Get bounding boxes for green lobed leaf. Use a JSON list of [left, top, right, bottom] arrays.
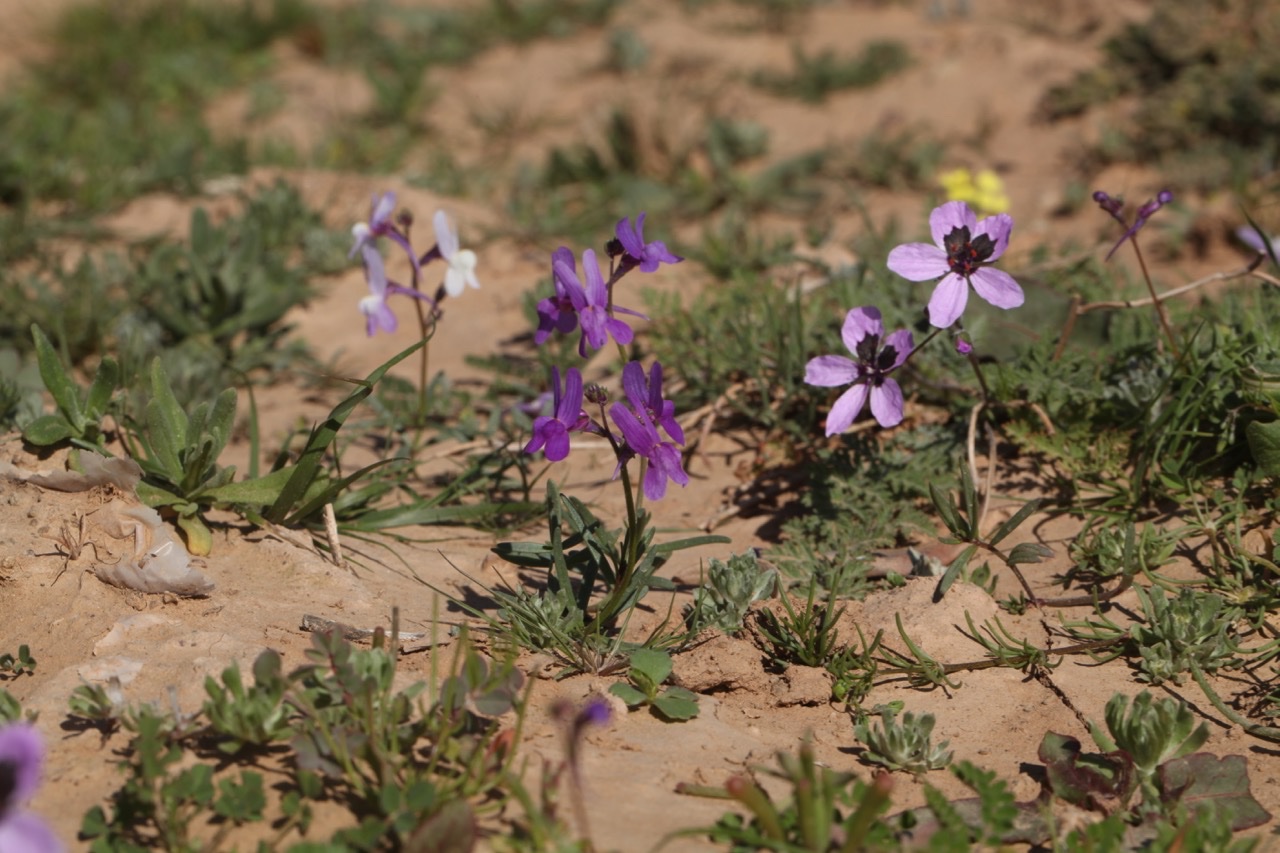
[[30, 324, 84, 432], [83, 357, 119, 421], [627, 648, 674, 685], [145, 358, 189, 481]]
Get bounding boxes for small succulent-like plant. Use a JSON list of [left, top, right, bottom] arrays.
[[853, 705, 953, 774], [684, 551, 778, 635], [1130, 586, 1241, 685], [1092, 691, 1209, 803]]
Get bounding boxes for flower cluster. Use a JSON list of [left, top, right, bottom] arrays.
[[807, 200, 1025, 436], [524, 360, 689, 501], [535, 214, 681, 356], [525, 212, 687, 500], [349, 191, 480, 337], [938, 167, 1009, 217]]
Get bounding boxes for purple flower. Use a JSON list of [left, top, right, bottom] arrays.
[[349, 191, 419, 277], [0, 724, 61, 853], [433, 210, 480, 298], [524, 367, 588, 462], [1236, 224, 1280, 260], [620, 361, 684, 445], [1094, 189, 1173, 260], [887, 200, 1023, 329], [609, 401, 689, 501], [552, 249, 646, 356], [805, 306, 912, 434], [615, 213, 683, 273], [355, 242, 433, 337], [535, 247, 582, 344]]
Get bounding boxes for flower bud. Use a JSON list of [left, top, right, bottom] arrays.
[[585, 384, 609, 405]]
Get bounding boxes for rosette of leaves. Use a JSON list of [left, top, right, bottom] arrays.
[[609, 648, 699, 722], [684, 551, 778, 635], [129, 358, 238, 556], [853, 705, 953, 775]]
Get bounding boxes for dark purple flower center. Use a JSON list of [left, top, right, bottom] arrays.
[[944, 226, 996, 278], [0, 759, 15, 813], [854, 335, 901, 385]]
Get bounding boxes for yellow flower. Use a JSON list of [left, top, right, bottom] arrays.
[[938, 167, 1008, 217]]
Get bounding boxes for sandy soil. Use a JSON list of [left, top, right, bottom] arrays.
[[1, 0, 1277, 850]]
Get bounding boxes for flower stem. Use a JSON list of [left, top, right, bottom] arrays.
[[1128, 237, 1180, 358]]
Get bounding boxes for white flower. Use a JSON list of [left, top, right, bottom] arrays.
[[434, 209, 480, 298]]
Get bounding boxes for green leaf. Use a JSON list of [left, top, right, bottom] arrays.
[[22, 414, 75, 446], [83, 357, 119, 420], [200, 465, 299, 506], [933, 544, 976, 602], [608, 682, 647, 708], [30, 324, 84, 432], [652, 534, 732, 553], [653, 689, 700, 721], [1246, 419, 1280, 477], [628, 648, 674, 685], [1006, 543, 1054, 566], [146, 358, 188, 481], [986, 499, 1042, 547], [265, 339, 424, 523]]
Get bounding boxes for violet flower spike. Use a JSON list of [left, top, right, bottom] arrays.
[[433, 210, 480, 298], [356, 243, 433, 337], [349, 191, 419, 277], [609, 401, 689, 501], [1096, 189, 1173, 261], [615, 213, 683, 273], [553, 249, 645, 356], [524, 367, 587, 462], [535, 246, 582, 344], [620, 360, 684, 444], [804, 306, 912, 434], [0, 723, 62, 853], [887, 200, 1022, 329]]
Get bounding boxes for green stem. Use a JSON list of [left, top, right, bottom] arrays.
[[1189, 662, 1280, 743]]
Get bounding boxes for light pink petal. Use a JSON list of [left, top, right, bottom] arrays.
[[840, 307, 883, 354], [869, 380, 905, 428], [927, 274, 969, 328], [882, 329, 914, 369], [976, 212, 1013, 260], [0, 813, 62, 853], [360, 244, 387, 297], [371, 191, 396, 227], [0, 724, 43, 802], [970, 267, 1024, 310], [433, 209, 459, 260], [887, 243, 949, 281], [825, 384, 869, 437], [805, 355, 859, 387], [929, 200, 977, 247]]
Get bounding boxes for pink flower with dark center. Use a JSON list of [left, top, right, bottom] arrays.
[[805, 306, 912, 434], [887, 200, 1023, 329]]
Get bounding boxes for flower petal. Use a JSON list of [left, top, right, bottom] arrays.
[[926, 274, 969, 328], [825, 383, 869, 437], [581, 249, 607, 306], [804, 355, 859, 387], [840, 306, 884, 355], [443, 268, 465, 298], [371, 192, 396, 228], [360, 244, 388, 297], [976, 212, 1013, 260], [610, 403, 655, 455], [882, 329, 914, 369], [886, 243, 949, 281], [557, 368, 584, 422], [929, 200, 977, 247], [621, 361, 647, 410], [969, 267, 1024, 310], [433, 210, 459, 260], [615, 215, 644, 259], [0, 723, 43, 803], [0, 812, 62, 853], [869, 380, 905, 428]]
